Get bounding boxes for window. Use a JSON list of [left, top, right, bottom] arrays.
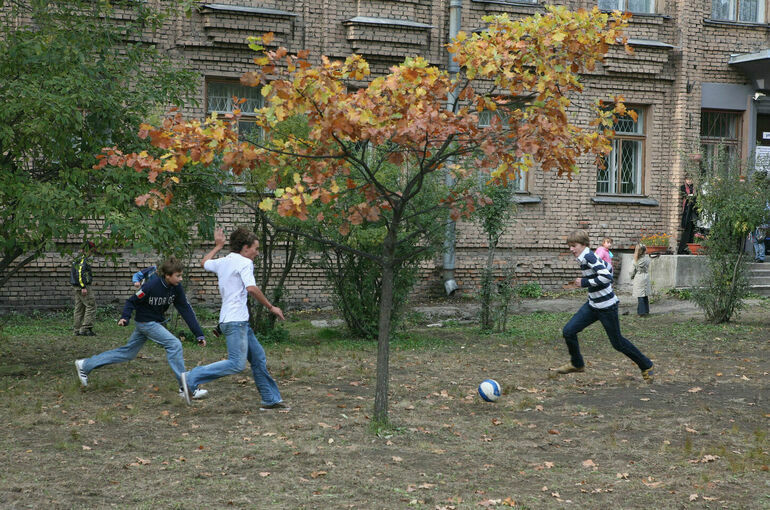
[[206, 79, 263, 139], [598, 0, 655, 14], [597, 108, 645, 195], [711, 0, 765, 22], [700, 110, 741, 170], [478, 110, 527, 192]]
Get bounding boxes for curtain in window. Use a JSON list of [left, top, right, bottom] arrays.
[[739, 0, 760, 21], [598, 0, 622, 10], [627, 0, 653, 13], [712, 0, 736, 20]]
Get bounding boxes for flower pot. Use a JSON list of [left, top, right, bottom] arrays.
[[687, 243, 704, 255], [644, 245, 668, 255]]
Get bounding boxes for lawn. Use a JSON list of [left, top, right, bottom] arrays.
[[0, 303, 768, 509]]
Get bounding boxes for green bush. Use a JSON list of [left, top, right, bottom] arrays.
[[515, 282, 543, 298]]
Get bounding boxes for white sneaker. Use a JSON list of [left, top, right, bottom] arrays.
[[180, 372, 192, 405], [74, 359, 88, 387], [178, 388, 208, 400]]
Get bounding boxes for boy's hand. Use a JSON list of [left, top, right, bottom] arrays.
[[117, 319, 127, 326], [133, 282, 141, 288], [196, 336, 207, 347], [214, 228, 226, 248], [574, 277, 583, 287], [81, 288, 88, 295], [270, 305, 285, 321]]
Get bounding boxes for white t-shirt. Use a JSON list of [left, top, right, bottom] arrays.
[[204, 252, 257, 323]]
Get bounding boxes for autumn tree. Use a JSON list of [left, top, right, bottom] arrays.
[[97, 6, 632, 423], [0, 0, 206, 287]]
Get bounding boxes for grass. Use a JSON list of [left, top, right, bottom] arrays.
[[0, 303, 768, 508]]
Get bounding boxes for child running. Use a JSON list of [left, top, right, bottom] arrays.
[[75, 257, 209, 399], [180, 227, 288, 410], [553, 229, 654, 383]]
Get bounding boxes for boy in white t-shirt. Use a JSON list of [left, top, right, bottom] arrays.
[[180, 227, 288, 409]]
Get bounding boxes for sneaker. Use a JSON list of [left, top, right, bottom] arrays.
[[74, 331, 82, 336], [180, 372, 192, 405], [178, 388, 209, 400], [212, 325, 222, 338], [80, 329, 95, 337], [553, 362, 585, 374], [259, 402, 290, 411], [74, 359, 88, 387], [641, 365, 655, 384]]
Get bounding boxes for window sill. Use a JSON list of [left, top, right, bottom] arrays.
[[703, 18, 768, 28], [591, 196, 659, 206], [471, 0, 540, 6], [598, 10, 670, 20], [513, 194, 542, 204]]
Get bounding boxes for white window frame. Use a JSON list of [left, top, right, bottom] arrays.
[[597, 107, 645, 196], [711, 0, 765, 22], [478, 110, 527, 192], [598, 0, 656, 14]]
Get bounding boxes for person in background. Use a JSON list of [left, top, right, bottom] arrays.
[[71, 241, 96, 336], [630, 243, 652, 316], [594, 237, 614, 273], [678, 175, 697, 254], [132, 265, 157, 287]]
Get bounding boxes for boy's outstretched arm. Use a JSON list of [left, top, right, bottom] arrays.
[[201, 228, 226, 268]]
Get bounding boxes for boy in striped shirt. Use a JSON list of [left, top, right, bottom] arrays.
[[553, 230, 654, 383]]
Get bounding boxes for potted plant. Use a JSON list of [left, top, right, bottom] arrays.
[[687, 232, 706, 255], [640, 232, 670, 254]]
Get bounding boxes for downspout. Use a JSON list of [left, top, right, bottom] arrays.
[[442, 0, 462, 296]]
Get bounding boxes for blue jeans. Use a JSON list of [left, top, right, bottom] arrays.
[[82, 321, 185, 385], [562, 302, 652, 371], [186, 321, 282, 406]]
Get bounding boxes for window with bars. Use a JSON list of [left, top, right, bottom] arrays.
[[596, 108, 645, 195], [711, 0, 764, 22], [598, 0, 655, 13], [206, 79, 263, 139], [478, 110, 527, 192], [700, 110, 741, 170]]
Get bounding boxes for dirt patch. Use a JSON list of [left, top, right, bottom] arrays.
[[0, 304, 767, 508]]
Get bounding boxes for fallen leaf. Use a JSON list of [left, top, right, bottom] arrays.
[[688, 387, 702, 393], [310, 471, 327, 478], [582, 459, 597, 469], [640, 398, 650, 401], [392, 456, 403, 462], [616, 472, 629, 479], [685, 427, 698, 434], [548, 429, 560, 435], [259, 472, 270, 477], [81, 445, 91, 451], [492, 418, 502, 426], [689, 493, 698, 501]]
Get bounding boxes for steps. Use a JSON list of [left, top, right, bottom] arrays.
[[747, 263, 770, 296]]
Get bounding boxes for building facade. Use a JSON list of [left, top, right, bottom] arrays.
[[3, 0, 769, 311]]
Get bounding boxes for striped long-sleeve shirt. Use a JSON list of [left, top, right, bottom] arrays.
[[576, 247, 618, 309]]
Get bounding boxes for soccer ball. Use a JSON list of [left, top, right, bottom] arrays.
[[478, 379, 501, 402]]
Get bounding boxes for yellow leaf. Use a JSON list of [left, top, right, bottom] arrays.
[[258, 198, 274, 211]]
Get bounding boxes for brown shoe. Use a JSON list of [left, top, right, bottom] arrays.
[[641, 365, 654, 384], [554, 362, 584, 374]]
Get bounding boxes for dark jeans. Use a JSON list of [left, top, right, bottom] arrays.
[[637, 297, 649, 316], [562, 302, 652, 371]]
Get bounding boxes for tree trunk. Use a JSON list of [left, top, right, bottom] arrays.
[[373, 229, 397, 424]]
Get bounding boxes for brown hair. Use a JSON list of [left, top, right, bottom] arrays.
[[634, 243, 647, 261], [603, 237, 613, 244], [159, 257, 184, 276], [229, 226, 258, 254], [567, 229, 590, 247]]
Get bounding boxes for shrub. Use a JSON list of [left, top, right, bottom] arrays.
[[516, 282, 543, 298]]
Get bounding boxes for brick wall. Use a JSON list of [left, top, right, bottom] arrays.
[[3, 0, 763, 311]]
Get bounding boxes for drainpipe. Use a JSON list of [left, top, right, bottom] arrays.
[[442, 0, 462, 296]]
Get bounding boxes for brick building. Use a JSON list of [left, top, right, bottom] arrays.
[[3, 0, 769, 311]]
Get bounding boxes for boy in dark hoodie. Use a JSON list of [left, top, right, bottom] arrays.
[[75, 257, 209, 399]]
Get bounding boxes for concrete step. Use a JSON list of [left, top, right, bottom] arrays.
[[749, 285, 770, 296], [748, 276, 770, 285]]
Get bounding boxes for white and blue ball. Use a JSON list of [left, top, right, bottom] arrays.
[[478, 379, 501, 402]]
